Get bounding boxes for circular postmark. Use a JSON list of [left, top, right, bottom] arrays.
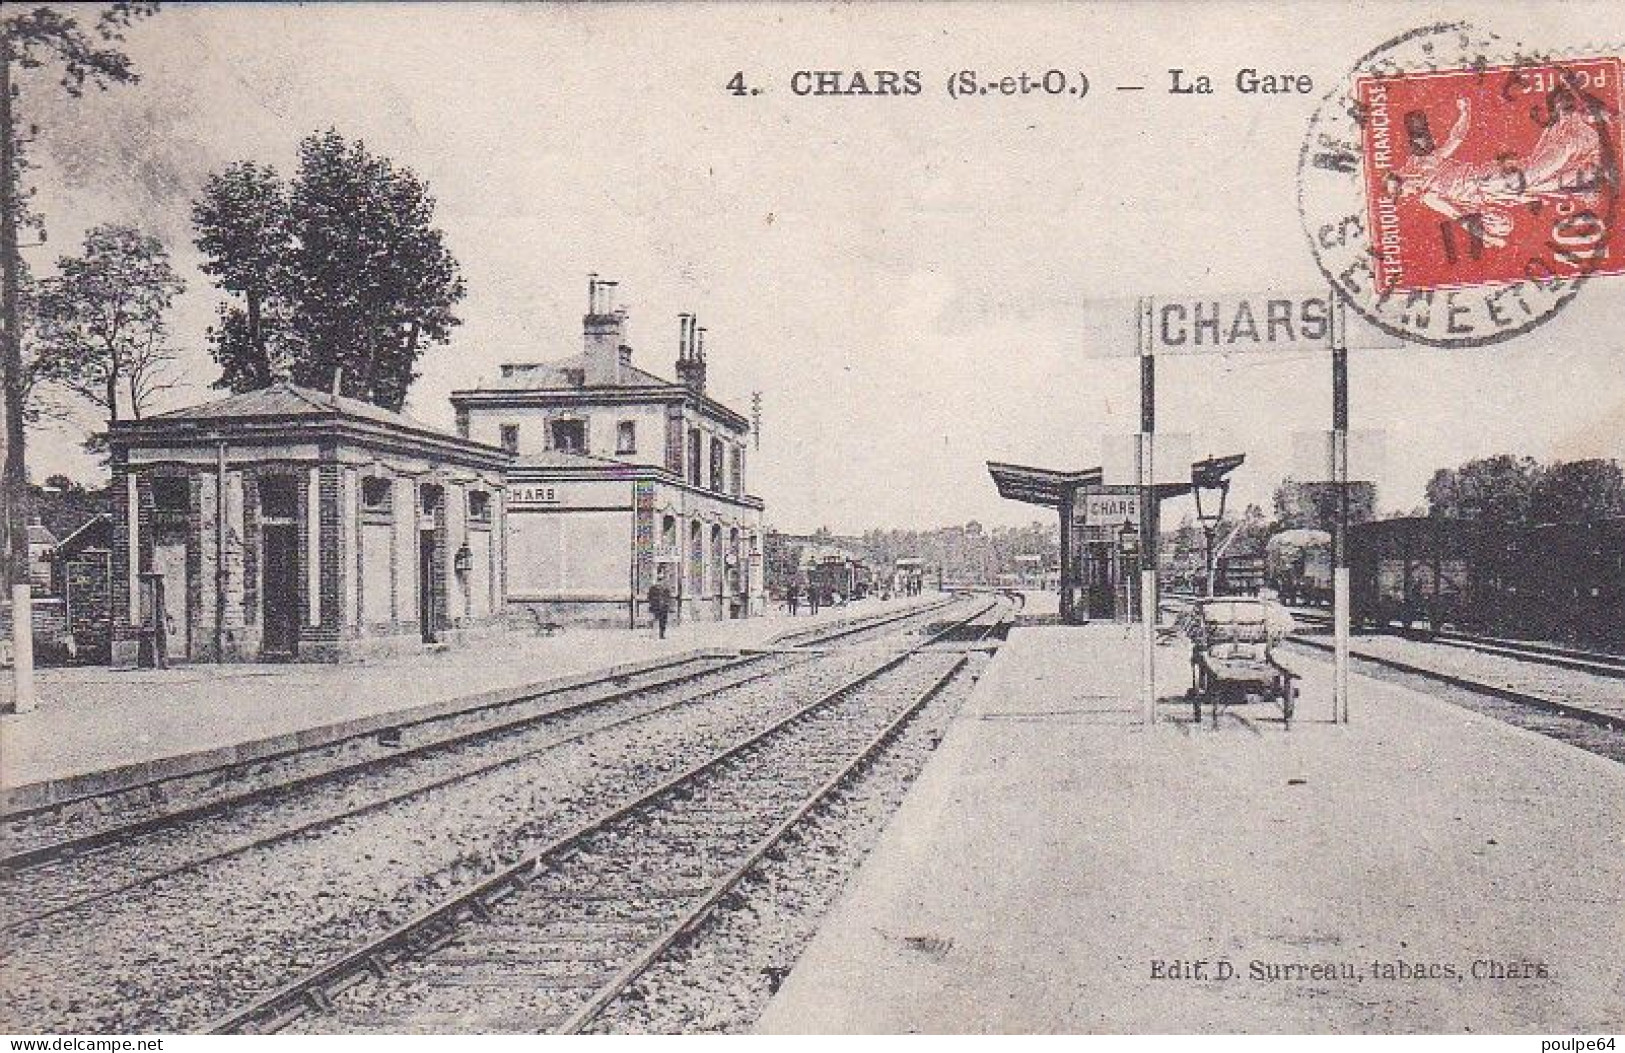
[[1297, 23, 1623, 347]]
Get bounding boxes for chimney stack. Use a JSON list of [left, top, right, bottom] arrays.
[[676, 313, 707, 393], [584, 273, 627, 373]]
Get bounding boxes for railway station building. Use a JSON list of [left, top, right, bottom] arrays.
[[105, 385, 512, 665], [450, 277, 766, 627]]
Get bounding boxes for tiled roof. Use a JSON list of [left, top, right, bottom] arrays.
[[146, 381, 447, 435], [474, 354, 677, 392]]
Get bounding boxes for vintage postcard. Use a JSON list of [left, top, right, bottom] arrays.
[[0, 1, 1620, 1041]]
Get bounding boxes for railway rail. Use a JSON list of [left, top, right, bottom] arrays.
[[1282, 634, 1624, 734], [0, 599, 976, 934], [1, 597, 956, 864], [206, 598, 1005, 1034], [1288, 608, 1625, 680]]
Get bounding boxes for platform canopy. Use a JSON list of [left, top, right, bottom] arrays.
[[986, 453, 1244, 509]]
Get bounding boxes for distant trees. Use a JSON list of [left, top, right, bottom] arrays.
[[1425, 455, 1622, 525], [2, 1, 159, 588], [1272, 477, 1376, 532], [192, 129, 466, 410], [860, 520, 1058, 582], [1531, 459, 1625, 523], [32, 224, 183, 423]]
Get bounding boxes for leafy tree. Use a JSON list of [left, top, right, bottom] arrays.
[[1425, 455, 1542, 524], [33, 223, 184, 423], [1530, 459, 1625, 523], [1272, 477, 1376, 531], [193, 129, 466, 410], [2, 1, 158, 588], [191, 160, 291, 391]]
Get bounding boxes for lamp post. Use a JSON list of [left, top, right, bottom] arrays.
[[1117, 518, 1139, 622], [1192, 478, 1229, 598]]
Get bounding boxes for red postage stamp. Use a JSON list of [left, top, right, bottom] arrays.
[[1357, 57, 1625, 295]]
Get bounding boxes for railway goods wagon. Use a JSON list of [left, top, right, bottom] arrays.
[[1507, 516, 1624, 650], [1350, 515, 1624, 649], [1350, 517, 1497, 632]]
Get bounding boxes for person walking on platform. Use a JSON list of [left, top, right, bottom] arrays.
[[786, 582, 800, 616], [807, 580, 820, 615], [648, 581, 672, 639]]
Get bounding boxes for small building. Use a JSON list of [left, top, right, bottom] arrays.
[[987, 455, 1244, 622], [451, 277, 765, 625], [51, 514, 114, 663], [106, 383, 511, 664], [892, 556, 928, 595], [26, 520, 58, 592]]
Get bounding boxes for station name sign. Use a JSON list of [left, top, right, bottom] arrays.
[[1083, 293, 1403, 356], [1076, 491, 1140, 528], [1148, 294, 1329, 354], [509, 484, 562, 508]]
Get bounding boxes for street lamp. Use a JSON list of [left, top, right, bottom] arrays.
[[1117, 519, 1139, 623], [1118, 518, 1139, 554], [1192, 478, 1229, 597]]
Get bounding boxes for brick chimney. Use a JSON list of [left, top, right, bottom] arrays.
[[675, 313, 707, 393], [584, 274, 627, 378]]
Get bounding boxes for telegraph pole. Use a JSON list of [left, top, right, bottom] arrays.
[[1, 26, 36, 713], [1, 25, 25, 591]]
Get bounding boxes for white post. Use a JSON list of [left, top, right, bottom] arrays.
[[10, 583, 35, 712], [1138, 297, 1157, 726]]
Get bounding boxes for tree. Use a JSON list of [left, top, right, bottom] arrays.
[[2, 1, 158, 589], [33, 224, 184, 423], [1272, 477, 1376, 531], [1425, 455, 1542, 524], [191, 160, 292, 391], [1530, 459, 1625, 523], [193, 129, 466, 410]]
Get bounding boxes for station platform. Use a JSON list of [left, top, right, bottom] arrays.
[[0, 594, 946, 810], [758, 623, 1625, 1034]]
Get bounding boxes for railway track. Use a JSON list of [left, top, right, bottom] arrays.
[[1282, 634, 1623, 733], [0, 600, 974, 934], [1288, 608, 1625, 680], [1, 598, 956, 867], [206, 599, 1003, 1034]]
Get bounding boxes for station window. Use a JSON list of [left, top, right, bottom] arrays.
[[467, 489, 492, 524], [362, 476, 393, 513], [688, 429, 703, 486], [150, 476, 189, 512], [617, 420, 637, 454], [710, 437, 725, 492], [499, 423, 520, 454], [551, 419, 586, 454]]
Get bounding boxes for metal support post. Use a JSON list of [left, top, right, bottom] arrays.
[[1058, 489, 1074, 623], [1331, 292, 1351, 724]]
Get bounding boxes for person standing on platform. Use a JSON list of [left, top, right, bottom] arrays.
[[807, 579, 820, 615], [787, 582, 800, 616], [648, 581, 672, 639]]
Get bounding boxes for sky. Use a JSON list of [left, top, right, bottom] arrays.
[[19, 1, 1624, 533]]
